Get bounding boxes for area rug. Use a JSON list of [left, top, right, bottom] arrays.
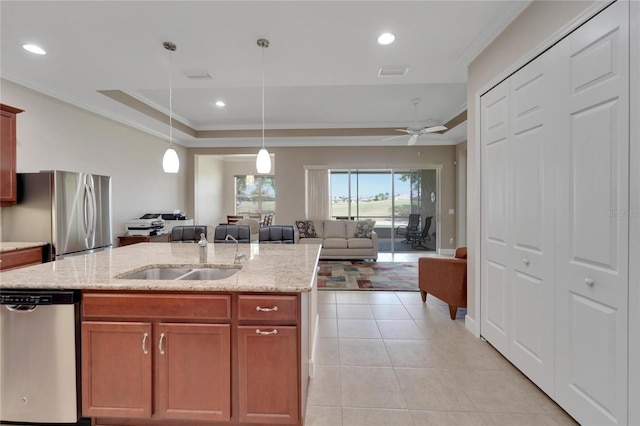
[[317, 261, 418, 291]]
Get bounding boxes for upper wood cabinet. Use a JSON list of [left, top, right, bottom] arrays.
[[0, 104, 24, 206]]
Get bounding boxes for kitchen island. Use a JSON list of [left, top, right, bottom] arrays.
[[0, 242, 321, 426]]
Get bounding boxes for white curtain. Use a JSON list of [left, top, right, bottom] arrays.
[[305, 167, 330, 220]]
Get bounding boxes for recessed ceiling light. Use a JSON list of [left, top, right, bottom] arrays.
[[23, 44, 46, 55], [377, 33, 395, 45], [215, 101, 225, 107]]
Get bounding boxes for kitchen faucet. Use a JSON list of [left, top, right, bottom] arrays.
[[198, 233, 208, 263], [225, 234, 247, 264]]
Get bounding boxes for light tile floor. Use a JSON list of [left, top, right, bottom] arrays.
[[305, 262, 579, 425]]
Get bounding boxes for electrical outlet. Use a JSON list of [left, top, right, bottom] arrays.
[[449, 237, 454, 244]]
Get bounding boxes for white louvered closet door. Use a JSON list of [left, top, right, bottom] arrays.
[[554, 2, 629, 425], [480, 79, 510, 357]]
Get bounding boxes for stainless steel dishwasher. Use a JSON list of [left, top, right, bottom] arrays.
[[0, 289, 88, 425]]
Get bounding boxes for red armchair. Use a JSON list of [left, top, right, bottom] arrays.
[[418, 247, 467, 320]]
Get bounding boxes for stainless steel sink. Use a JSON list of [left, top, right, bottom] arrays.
[[178, 268, 240, 280], [120, 267, 194, 280], [118, 265, 241, 281]]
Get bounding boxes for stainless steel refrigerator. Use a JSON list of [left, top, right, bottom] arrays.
[[2, 170, 112, 260]]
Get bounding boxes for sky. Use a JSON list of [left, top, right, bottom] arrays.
[[331, 172, 413, 198]]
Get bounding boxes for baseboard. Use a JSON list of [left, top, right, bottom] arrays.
[[465, 314, 480, 338], [438, 248, 455, 255]]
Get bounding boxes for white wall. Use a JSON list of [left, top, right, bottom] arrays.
[[0, 79, 188, 242], [465, 0, 595, 329], [194, 154, 224, 229]]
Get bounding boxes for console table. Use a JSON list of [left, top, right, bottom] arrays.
[[118, 234, 171, 247]]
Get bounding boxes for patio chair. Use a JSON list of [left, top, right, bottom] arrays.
[[409, 216, 433, 247], [396, 214, 420, 243]]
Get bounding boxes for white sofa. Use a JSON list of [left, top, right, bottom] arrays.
[[295, 219, 378, 260]]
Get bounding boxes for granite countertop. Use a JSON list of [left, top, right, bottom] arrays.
[[0, 242, 47, 252], [0, 243, 321, 293]]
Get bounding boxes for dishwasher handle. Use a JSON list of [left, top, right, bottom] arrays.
[[5, 304, 38, 312]]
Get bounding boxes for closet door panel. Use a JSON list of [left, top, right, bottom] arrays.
[[480, 80, 510, 356], [508, 51, 557, 395], [555, 2, 629, 424]]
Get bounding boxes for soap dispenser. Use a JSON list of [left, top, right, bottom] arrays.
[[198, 233, 208, 263]]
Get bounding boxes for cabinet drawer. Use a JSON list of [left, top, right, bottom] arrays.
[[83, 293, 231, 320], [237, 295, 298, 322]]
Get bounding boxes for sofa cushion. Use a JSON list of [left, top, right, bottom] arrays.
[[297, 237, 324, 246], [323, 237, 348, 249], [347, 238, 373, 249], [346, 220, 358, 237], [323, 220, 346, 238], [295, 220, 317, 238], [355, 219, 376, 238]]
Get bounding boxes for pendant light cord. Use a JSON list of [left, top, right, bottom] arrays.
[[261, 46, 265, 149], [169, 50, 173, 147]]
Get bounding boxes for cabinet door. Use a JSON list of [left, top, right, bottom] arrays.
[[156, 323, 231, 421], [238, 326, 299, 424], [0, 108, 17, 205], [81, 321, 152, 418]]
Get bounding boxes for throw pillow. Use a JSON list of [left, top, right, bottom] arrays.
[[355, 219, 376, 238], [295, 220, 317, 238]]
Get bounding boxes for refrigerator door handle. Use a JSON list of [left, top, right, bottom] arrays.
[[83, 181, 97, 242]]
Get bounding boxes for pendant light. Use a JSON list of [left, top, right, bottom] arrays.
[[162, 41, 179, 173], [256, 38, 272, 174]]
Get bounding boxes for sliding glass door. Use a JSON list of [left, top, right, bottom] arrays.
[[330, 169, 437, 253]]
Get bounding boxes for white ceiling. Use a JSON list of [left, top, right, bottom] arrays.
[[0, 1, 531, 148]]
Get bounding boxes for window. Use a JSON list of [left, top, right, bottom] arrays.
[[235, 175, 275, 215], [330, 168, 436, 229]]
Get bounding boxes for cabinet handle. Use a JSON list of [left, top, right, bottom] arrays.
[[585, 278, 595, 287], [255, 329, 278, 335], [522, 258, 530, 266], [142, 333, 149, 355], [159, 332, 166, 355], [256, 306, 279, 312]]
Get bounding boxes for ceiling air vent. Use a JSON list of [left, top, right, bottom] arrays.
[[185, 71, 212, 80], [378, 66, 409, 77]]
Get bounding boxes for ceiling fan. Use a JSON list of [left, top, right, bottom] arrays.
[[385, 98, 447, 145]]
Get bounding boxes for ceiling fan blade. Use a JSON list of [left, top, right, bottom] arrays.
[[407, 134, 419, 145], [380, 134, 406, 142], [419, 125, 448, 134], [394, 128, 411, 134]]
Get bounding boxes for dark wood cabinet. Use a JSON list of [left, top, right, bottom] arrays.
[[81, 291, 303, 426], [0, 104, 23, 206], [82, 293, 233, 424], [81, 321, 153, 418], [156, 323, 231, 421], [238, 326, 299, 424], [118, 234, 171, 247], [237, 294, 301, 425]]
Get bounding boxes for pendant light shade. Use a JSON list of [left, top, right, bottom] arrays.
[[256, 148, 271, 174], [163, 148, 179, 173], [256, 38, 271, 174], [163, 41, 179, 173]]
